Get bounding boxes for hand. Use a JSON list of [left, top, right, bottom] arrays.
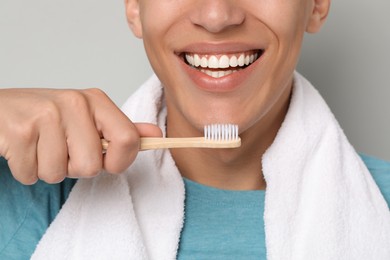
[[0, 88, 162, 185]]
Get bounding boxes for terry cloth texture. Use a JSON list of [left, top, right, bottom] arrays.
[[33, 72, 390, 259]]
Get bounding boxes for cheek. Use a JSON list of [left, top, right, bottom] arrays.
[[261, 8, 307, 83], [139, 0, 187, 37], [139, 5, 185, 78], [252, 1, 307, 40]]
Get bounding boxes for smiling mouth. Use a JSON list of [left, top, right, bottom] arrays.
[[182, 50, 264, 78]]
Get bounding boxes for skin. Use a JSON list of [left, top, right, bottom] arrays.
[[0, 0, 330, 188], [125, 0, 330, 190], [0, 88, 161, 184]]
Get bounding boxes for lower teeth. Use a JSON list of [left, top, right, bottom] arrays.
[[200, 69, 240, 78]]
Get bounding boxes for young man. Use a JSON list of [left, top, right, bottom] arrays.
[[1, 0, 389, 259]]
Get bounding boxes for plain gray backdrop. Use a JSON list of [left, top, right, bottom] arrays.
[[1, 0, 389, 160]]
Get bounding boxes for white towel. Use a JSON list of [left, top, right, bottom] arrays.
[[263, 74, 390, 259], [33, 72, 390, 259]]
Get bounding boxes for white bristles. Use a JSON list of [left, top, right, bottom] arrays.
[[204, 124, 239, 141]]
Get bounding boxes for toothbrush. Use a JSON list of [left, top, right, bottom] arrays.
[[101, 124, 241, 151]]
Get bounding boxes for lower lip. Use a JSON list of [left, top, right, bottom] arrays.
[[179, 55, 261, 93]]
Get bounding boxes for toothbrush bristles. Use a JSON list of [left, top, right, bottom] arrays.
[[204, 124, 239, 141]]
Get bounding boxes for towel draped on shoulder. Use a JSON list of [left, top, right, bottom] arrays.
[[33, 73, 390, 260]]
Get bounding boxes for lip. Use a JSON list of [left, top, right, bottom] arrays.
[[176, 43, 265, 92]]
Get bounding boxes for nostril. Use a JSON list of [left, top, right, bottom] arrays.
[[189, 1, 245, 33]]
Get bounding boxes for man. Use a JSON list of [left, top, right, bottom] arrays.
[[1, 0, 389, 259]]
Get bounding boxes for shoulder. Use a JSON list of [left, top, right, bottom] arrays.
[[360, 154, 390, 208], [0, 157, 76, 258]]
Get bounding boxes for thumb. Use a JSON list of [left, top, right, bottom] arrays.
[[134, 123, 163, 138]]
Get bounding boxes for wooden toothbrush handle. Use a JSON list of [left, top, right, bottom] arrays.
[[101, 137, 241, 151]]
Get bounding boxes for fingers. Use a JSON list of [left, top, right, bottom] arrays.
[[36, 118, 68, 183], [102, 127, 140, 174], [1, 88, 161, 184], [7, 147, 38, 185], [134, 123, 163, 138], [87, 89, 141, 174], [64, 105, 103, 178], [0, 89, 104, 184], [100, 122, 163, 174], [5, 123, 39, 185]]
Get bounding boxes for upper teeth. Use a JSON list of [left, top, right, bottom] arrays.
[[185, 52, 258, 69]]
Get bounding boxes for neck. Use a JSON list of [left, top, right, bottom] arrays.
[[168, 83, 292, 191]]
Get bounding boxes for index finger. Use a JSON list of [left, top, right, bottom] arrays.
[[84, 89, 148, 173]]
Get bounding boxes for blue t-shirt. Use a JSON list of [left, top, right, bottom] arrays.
[[177, 178, 266, 259], [1, 154, 390, 259], [0, 157, 76, 259]]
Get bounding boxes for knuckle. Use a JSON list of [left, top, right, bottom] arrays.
[[83, 88, 108, 99], [10, 101, 60, 144], [6, 101, 60, 143], [82, 168, 100, 178], [7, 159, 38, 185], [105, 149, 138, 175], [81, 169, 100, 178], [39, 172, 65, 184], [12, 122, 37, 143], [59, 90, 89, 110], [16, 174, 38, 185], [117, 131, 140, 149], [36, 101, 61, 124], [71, 160, 102, 178]]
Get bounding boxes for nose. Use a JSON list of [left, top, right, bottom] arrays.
[[189, 0, 245, 33]]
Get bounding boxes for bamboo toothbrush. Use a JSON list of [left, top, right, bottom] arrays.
[[101, 124, 241, 151]]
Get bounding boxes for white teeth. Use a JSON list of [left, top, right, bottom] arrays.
[[194, 54, 201, 67], [237, 54, 245, 66], [185, 54, 194, 66], [208, 56, 219, 68], [249, 54, 254, 64], [219, 55, 230, 68], [245, 55, 250, 65], [200, 57, 208, 68], [185, 51, 261, 78], [200, 69, 237, 78], [229, 56, 238, 67], [185, 52, 259, 69]]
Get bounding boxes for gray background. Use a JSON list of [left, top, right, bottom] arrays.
[[1, 0, 389, 160]]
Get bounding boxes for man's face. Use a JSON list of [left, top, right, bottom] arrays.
[[127, 0, 328, 135]]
